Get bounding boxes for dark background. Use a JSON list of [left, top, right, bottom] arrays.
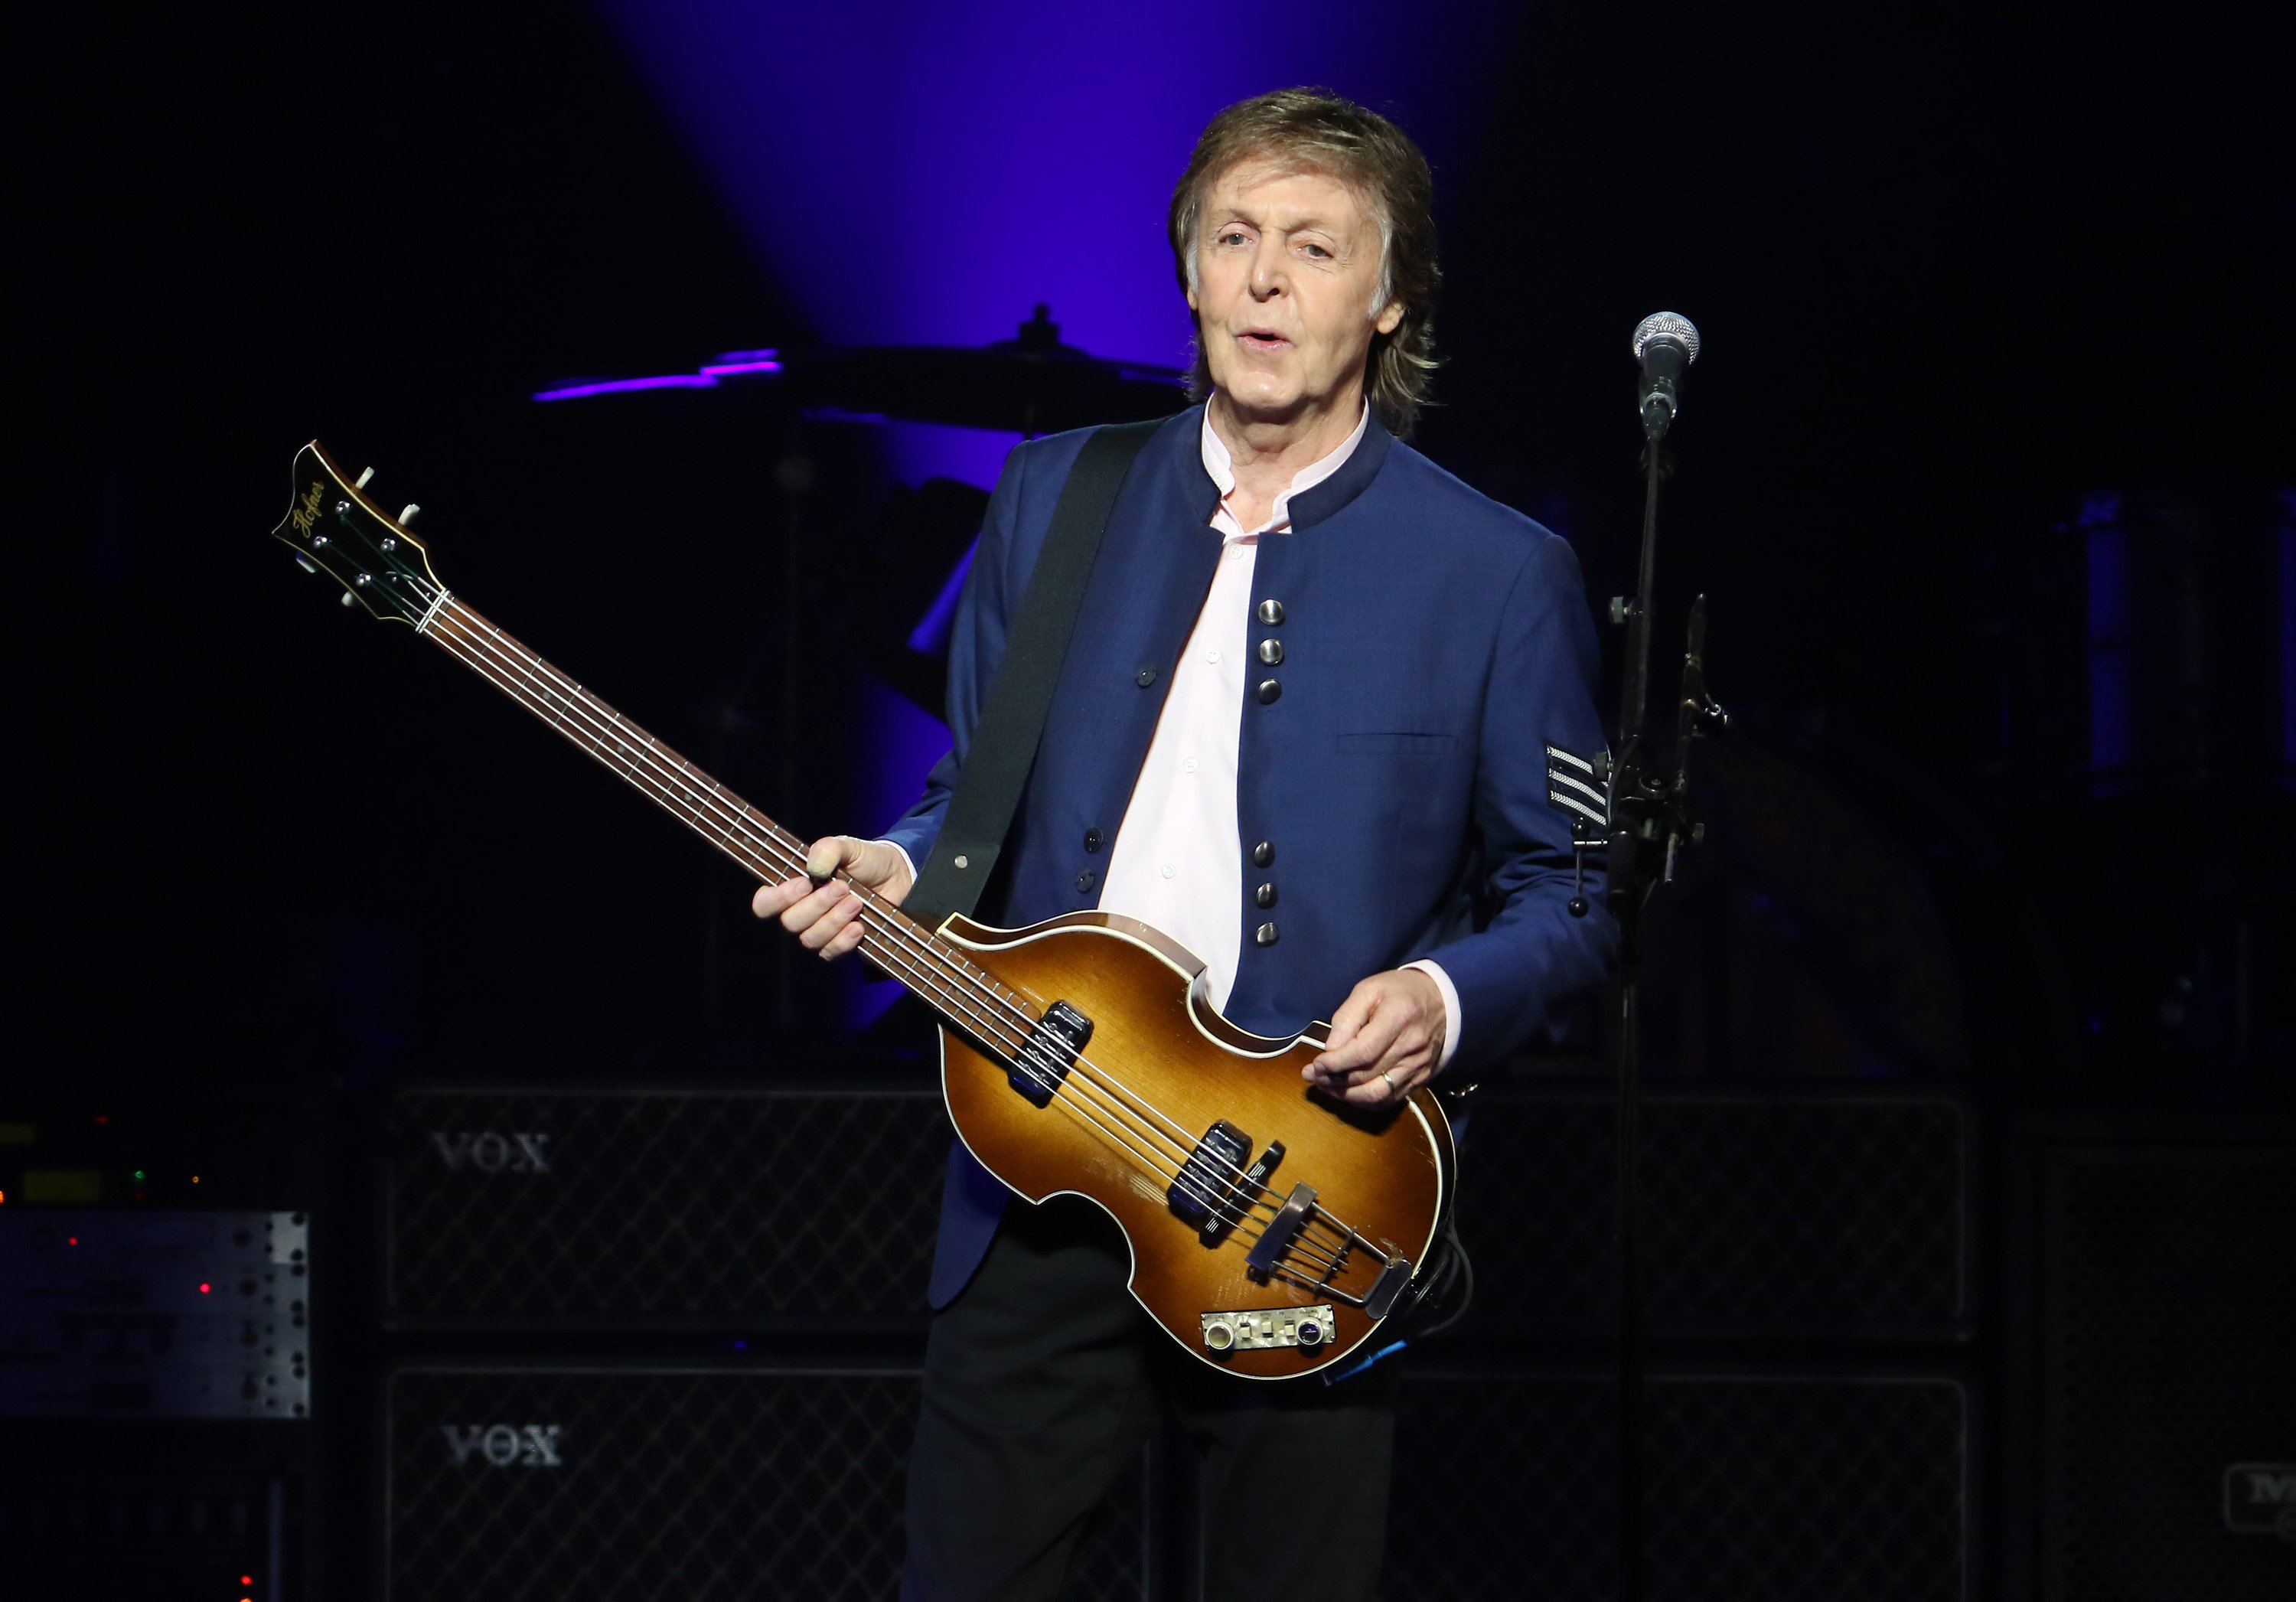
[[6, 2, 2291, 1595]]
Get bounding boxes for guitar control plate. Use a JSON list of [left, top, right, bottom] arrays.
[[1201, 1304, 1336, 1356]]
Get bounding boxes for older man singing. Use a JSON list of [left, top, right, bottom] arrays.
[[757, 86, 1616, 1601]]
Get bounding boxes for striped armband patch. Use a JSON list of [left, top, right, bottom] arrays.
[[1544, 745, 1609, 831]]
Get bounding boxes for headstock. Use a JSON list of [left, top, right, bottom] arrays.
[[270, 442, 447, 627]]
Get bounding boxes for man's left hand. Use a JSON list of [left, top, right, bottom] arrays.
[[1303, 968, 1446, 1106]]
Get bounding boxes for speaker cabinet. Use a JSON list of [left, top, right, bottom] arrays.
[[384, 1362, 1148, 1601], [2039, 1130, 2296, 1600], [1456, 1088, 1971, 1340], [386, 1088, 947, 1326], [1384, 1369, 1969, 1601]]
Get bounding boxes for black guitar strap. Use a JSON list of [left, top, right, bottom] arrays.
[[903, 417, 1165, 927]]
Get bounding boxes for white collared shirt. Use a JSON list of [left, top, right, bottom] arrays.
[[1096, 404, 1462, 1066]]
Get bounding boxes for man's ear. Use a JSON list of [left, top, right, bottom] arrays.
[[1374, 299, 1406, 337]]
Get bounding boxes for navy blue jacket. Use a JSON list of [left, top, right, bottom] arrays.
[[882, 406, 1617, 1305]]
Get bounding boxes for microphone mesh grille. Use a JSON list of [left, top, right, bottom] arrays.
[[1632, 312, 1701, 364]]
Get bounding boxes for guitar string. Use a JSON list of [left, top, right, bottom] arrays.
[[416, 604, 1362, 1273], [414, 596, 1375, 1270], [415, 599, 1372, 1271]]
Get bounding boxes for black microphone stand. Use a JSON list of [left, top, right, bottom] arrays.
[[1604, 363, 1727, 1602]]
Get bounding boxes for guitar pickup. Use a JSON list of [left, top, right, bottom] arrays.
[[1197, 1140, 1284, 1247], [1008, 1000, 1091, 1107], [1168, 1121, 1252, 1232]]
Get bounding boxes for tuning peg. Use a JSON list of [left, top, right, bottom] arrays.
[[340, 592, 357, 608], [295, 555, 318, 574], [399, 504, 421, 524], [354, 467, 375, 489]]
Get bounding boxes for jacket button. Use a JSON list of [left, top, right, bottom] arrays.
[[1258, 639, 1283, 666], [1254, 883, 1277, 909], [1136, 665, 1157, 687], [1254, 922, 1280, 947], [1251, 841, 1274, 868], [1257, 599, 1284, 626], [1075, 870, 1097, 893], [1083, 828, 1103, 853], [1256, 679, 1282, 704]]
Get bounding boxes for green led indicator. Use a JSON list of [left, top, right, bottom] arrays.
[[132, 1170, 145, 1182]]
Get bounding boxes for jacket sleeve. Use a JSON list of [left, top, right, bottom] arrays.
[[1428, 530, 1619, 1072], [876, 441, 1030, 872]]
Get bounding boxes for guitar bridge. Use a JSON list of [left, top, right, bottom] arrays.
[[1244, 1182, 1318, 1281], [1009, 1000, 1091, 1107]]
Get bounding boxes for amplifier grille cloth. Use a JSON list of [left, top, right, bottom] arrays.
[[386, 1366, 1143, 1601], [389, 1090, 947, 1323], [1457, 1093, 1968, 1336], [1385, 1373, 1968, 1601]]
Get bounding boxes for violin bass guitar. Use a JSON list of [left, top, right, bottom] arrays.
[[269, 442, 1453, 1379]]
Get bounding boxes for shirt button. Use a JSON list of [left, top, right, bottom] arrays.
[[1075, 870, 1097, 893], [1161, 863, 1176, 879], [1083, 828, 1103, 853], [1182, 758, 1199, 773], [1257, 679, 1282, 705], [1258, 639, 1283, 666], [1205, 648, 1221, 664], [1257, 599, 1284, 626], [1136, 665, 1157, 687], [1254, 922, 1280, 947], [1254, 883, 1277, 909], [1251, 841, 1275, 867]]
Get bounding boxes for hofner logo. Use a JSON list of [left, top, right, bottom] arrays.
[[2223, 1463, 2296, 1541], [289, 479, 325, 539], [443, 1424, 563, 1468], [428, 1131, 552, 1173]]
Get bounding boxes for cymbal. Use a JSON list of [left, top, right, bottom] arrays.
[[533, 305, 1191, 436]]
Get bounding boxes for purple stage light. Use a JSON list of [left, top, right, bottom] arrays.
[[592, 1, 1517, 367]]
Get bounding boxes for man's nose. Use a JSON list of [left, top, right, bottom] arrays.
[[1249, 238, 1287, 297]]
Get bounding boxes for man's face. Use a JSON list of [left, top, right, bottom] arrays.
[[1189, 160, 1404, 425]]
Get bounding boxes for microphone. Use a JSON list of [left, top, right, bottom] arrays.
[[1631, 312, 1701, 439]]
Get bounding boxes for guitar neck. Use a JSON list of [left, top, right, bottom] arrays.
[[416, 593, 996, 1019]]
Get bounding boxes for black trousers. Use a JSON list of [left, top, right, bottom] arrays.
[[900, 1194, 1399, 1601]]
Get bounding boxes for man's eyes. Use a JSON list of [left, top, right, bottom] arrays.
[[1300, 243, 1333, 259], [1216, 230, 1251, 246]]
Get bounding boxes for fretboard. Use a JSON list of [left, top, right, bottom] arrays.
[[416, 594, 1034, 1048]]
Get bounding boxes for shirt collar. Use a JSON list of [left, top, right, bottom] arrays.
[[1199, 399, 1371, 535]]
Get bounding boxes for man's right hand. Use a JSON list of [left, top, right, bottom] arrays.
[[751, 836, 915, 961]]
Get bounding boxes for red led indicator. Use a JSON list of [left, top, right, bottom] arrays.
[[199, 1282, 212, 1294], [67, 1235, 79, 1246], [241, 1578, 253, 1588]]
